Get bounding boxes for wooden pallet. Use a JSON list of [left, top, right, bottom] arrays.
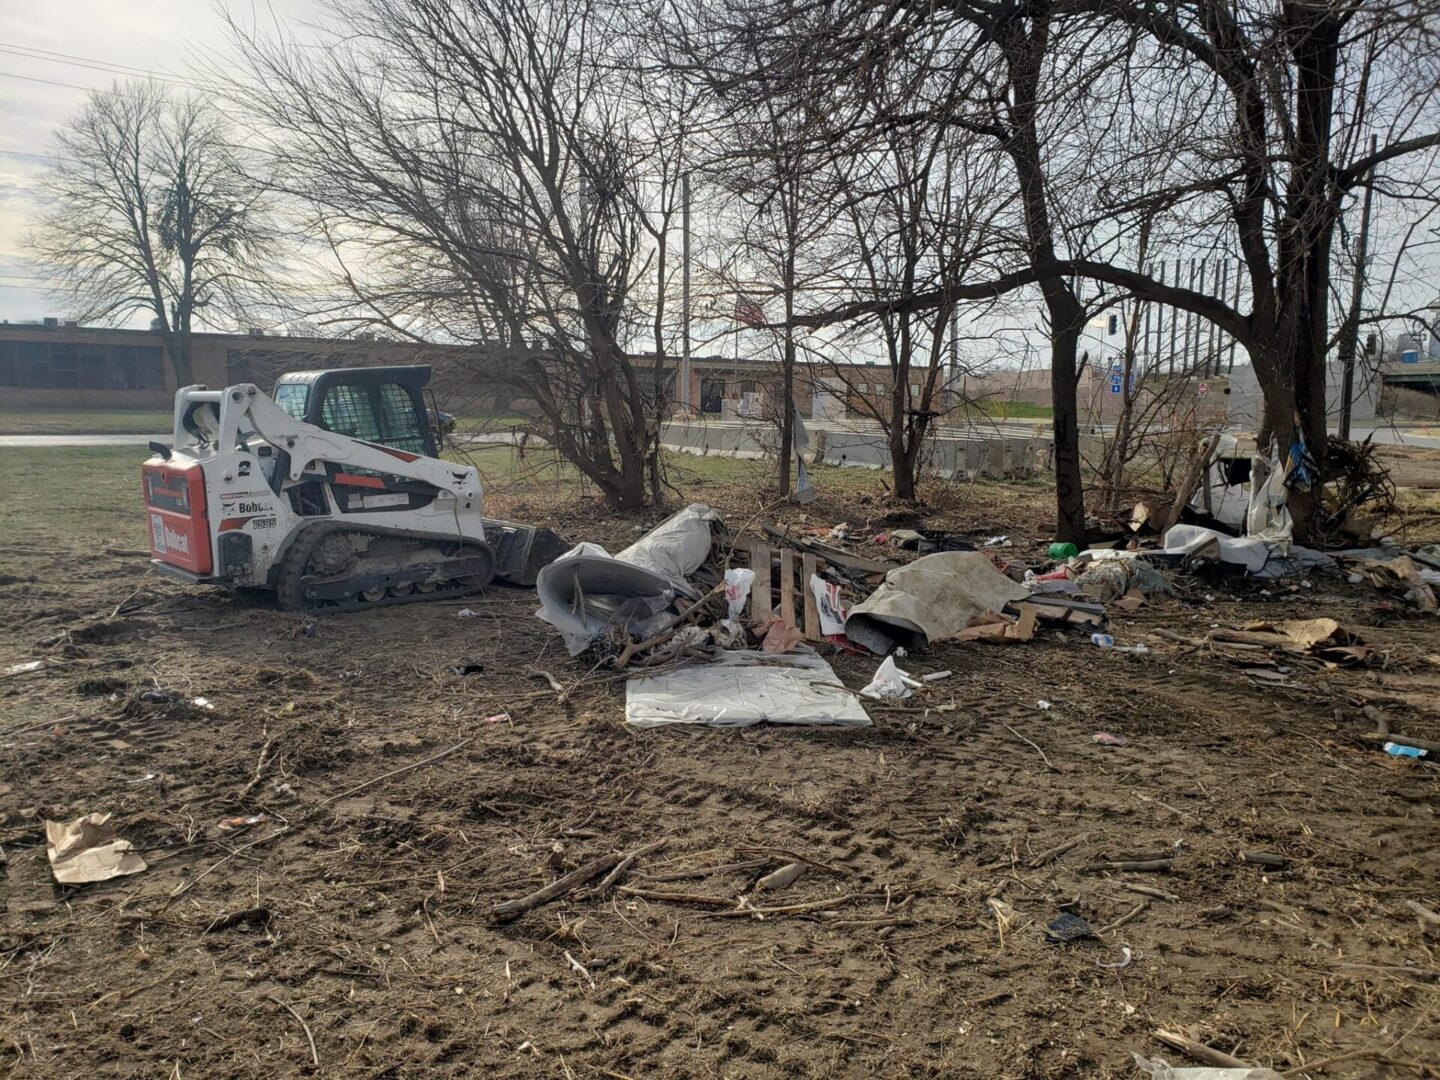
[[747, 541, 833, 641]]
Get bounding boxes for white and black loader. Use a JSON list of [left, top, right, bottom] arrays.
[[141, 365, 564, 610]]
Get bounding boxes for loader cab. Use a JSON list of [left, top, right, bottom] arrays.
[[274, 366, 441, 458]]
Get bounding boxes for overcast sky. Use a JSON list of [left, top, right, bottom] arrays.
[[0, 1, 325, 325]]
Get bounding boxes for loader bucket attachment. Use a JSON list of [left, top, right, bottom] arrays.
[[488, 522, 569, 587]]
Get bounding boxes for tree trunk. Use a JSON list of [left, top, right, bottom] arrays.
[[1050, 324, 1086, 545], [778, 333, 794, 497], [891, 425, 916, 501]]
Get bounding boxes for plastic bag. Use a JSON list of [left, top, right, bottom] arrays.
[[860, 655, 917, 700], [809, 574, 847, 636], [723, 568, 755, 621]]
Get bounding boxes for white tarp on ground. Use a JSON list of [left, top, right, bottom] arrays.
[[624, 649, 871, 729], [536, 504, 718, 656], [844, 550, 1030, 654]]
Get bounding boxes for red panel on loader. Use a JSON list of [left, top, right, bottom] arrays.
[[142, 460, 212, 575]]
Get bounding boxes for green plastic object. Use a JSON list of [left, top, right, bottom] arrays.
[[1048, 542, 1079, 560]]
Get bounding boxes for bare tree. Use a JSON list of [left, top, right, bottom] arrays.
[[223, 0, 671, 510], [34, 81, 275, 386]]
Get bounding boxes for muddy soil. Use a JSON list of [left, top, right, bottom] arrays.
[[2, 479, 1438, 1079]]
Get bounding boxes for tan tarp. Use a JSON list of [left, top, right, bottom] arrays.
[[844, 551, 1030, 654]]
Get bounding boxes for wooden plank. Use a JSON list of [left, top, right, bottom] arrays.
[[802, 553, 820, 640], [780, 549, 796, 628], [762, 526, 894, 576], [749, 542, 771, 621]]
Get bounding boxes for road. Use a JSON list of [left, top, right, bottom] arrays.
[[2, 421, 1438, 450]]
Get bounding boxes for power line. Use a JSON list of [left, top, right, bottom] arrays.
[[0, 41, 188, 82], [0, 70, 121, 95], [0, 44, 190, 87]]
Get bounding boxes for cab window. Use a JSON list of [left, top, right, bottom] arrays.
[[274, 383, 309, 420]]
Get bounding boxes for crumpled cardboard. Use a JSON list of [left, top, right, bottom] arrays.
[[45, 813, 148, 884]]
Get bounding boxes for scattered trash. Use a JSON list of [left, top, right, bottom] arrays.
[[191, 696, 215, 711], [3, 659, 44, 676], [808, 575, 848, 636], [759, 617, 805, 654], [139, 687, 182, 704], [983, 535, 1010, 547], [452, 663, 485, 676], [861, 655, 919, 700], [1048, 542, 1079, 559], [1044, 912, 1096, 943], [456, 608, 480, 619], [1098, 945, 1133, 969], [1342, 554, 1438, 612], [218, 814, 265, 832], [1383, 742, 1428, 759], [1132, 1054, 1282, 1080], [45, 813, 148, 884], [722, 568, 755, 620], [922, 670, 952, 681], [124, 772, 157, 784], [1092, 634, 1150, 654], [845, 551, 1029, 654], [1037, 700, 1053, 710], [624, 649, 871, 729], [1093, 732, 1128, 746], [483, 712, 512, 724], [302, 622, 319, 638], [953, 605, 1039, 643]]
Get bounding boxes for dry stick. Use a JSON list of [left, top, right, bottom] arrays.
[[159, 827, 291, 910], [615, 582, 726, 669], [1280, 1048, 1394, 1076], [592, 840, 668, 895], [1026, 835, 1085, 869], [1121, 882, 1180, 902], [1404, 899, 1440, 927], [1241, 851, 1290, 868], [638, 858, 771, 883], [528, 669, 568, 703], [493, 851, 626, 921], [1001, 723, 1056, 771], [1086, 859, 1174, 873], [110, 580, 149, 619], [318, 737, 474, 807], [1154, 1029, 1252, 1070], [617, 886, 733, 907], [268, 995, 319, 1068], [704, 895, 852, 919], [238, 733, 278, 800], [1099, 901, 1149, 934]]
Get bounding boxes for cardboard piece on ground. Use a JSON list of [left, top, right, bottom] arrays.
[[45, 813, 148, 884], [1229, 618, 1370, 666], [953, 605, 1039, 643], [1114, 589, 1146, 613]]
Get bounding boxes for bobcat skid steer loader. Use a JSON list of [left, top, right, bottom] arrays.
[[141, 365, 566, 611]]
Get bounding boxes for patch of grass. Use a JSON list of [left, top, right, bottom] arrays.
[[0, 445, 149, 547], [968, 400, 1053, 420], [0, 405, 172, 435]]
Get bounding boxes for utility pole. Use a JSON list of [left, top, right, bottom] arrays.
[[1339, 133, 1378, 440], [680, 172, 692, 412]]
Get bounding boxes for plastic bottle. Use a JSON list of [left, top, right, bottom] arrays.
[[1091, 633, 1115, 648], [1383, 742, 1428, 758], [1049, 542, 1079, 559]]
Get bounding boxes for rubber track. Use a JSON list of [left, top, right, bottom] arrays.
[[273, 522, 495, 612]]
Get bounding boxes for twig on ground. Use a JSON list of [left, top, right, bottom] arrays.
[[318, 737, 474, 806], [528, 669, 569, 702], [1099, 901, 1149, 934], [1153, 1029, 1252, 1069], [1001, 723, 1056, 770], [704, 896, 852, 919], [238, 732, 277, 800], [592, 840, 668, 895], [268, 995, 319, 1067]]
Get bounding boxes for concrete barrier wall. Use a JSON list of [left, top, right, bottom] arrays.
[[660, 421, 1052, 480]]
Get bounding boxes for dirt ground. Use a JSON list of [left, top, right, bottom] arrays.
[[2, 458, 1438, 1079]]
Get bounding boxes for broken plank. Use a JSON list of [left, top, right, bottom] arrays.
[[802, 553, 820, 640], [781, 549, 796, 629], [749, 541, 772, 621], [762, 526, 895, 575]]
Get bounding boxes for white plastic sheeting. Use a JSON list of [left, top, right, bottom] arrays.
[[536, 504, 718, 656], [624, 649, 871, 729]]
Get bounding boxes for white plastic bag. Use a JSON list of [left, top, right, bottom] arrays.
[[860, 655, 917, 700], [723, 567, 755, 621]]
